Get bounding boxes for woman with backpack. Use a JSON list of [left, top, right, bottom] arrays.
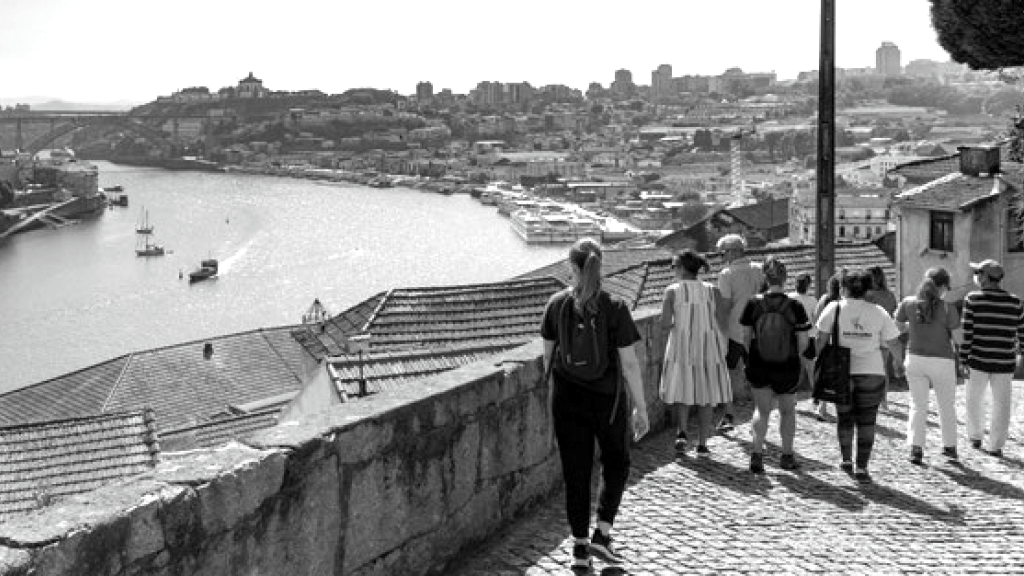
[[659, 249, 732, 456], [541, 238, 649, 571], [894, 267, 961, 464], [739, 257, 811, 473], [815, 268, 901, 482]]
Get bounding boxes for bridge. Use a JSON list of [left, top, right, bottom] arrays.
[[0, 111, 214, 155]]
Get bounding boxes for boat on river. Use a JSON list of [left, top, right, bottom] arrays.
[[509, 209, 602, 244], [136, 208, 154, 234], [188, 259, 218, 283]]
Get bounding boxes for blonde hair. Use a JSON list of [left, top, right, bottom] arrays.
[[569, 238, 602, 315]]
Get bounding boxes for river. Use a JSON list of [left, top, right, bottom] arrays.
[[0, 162, 567, 395]]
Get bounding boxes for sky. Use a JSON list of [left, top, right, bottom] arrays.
[[1, 0, 956, 104]]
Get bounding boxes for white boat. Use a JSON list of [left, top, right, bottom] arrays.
[[509, 209, 602, 244], [476, 181, 513, 206], [134, 209, 165, 256]]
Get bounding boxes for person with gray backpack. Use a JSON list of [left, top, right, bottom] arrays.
[[739, 256, 811, 473]]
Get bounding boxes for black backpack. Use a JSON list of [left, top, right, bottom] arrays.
[[556, 292, 610, 381], [754, 295, 796, 364]]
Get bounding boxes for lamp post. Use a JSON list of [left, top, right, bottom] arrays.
[[816, 0, 837, 295]]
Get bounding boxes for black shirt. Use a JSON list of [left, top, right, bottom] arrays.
[[740, 292, 811, 391], [540, 288, 641, 395]]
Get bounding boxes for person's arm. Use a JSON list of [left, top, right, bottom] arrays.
[[543, 338, 556, 447], [894, 299, 909, 333], [711, 286, 727, 334], [618, 344, 649, 441], [960, 297, 974, 367], [660, 286, 675, 336], [815, 302, 837, 354], [793, 299, 811, 354], [717, 270, 733, 333]]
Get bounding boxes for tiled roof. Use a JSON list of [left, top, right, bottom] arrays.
[[360, 277, 566, 350], [0, 356, 130, 426], [328, 342, 518, 396], [604, 241, 898, 310], [102, 328, 309, 431], [0, 326, 312, 430], [160, 410, 280, 452], [290, 292, 387, 359], [0, 411, 159, 519], [893, 162, 1024, 211], [514, 247, 673, 285], [724, 198, 790, 229]]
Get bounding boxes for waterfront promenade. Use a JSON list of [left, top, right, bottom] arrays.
[[449, 383, 1024, 575]]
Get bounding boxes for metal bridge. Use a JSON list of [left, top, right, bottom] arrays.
[[0, 111, 213, 154]]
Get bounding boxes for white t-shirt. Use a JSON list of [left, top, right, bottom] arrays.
[[788, 292, 819, 338], [718, 258, 764, 343], [816, 298, 900, 375]]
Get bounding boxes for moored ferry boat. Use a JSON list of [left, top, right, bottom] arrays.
[[509, 209, 602, 244]]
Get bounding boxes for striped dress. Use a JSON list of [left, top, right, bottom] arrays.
[[960, 288, 1024, 374], [660, 280, 733, 405]]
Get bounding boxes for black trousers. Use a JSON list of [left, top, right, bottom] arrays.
[[552, 380, 631, 538]]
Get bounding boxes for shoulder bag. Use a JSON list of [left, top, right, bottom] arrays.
[[812, 303, 852, 405]]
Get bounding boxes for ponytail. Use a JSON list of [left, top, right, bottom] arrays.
[[569, 238, 602, 315], [915, 267, 950, 324]]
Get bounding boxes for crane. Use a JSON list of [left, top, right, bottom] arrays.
[[728, 119, 758, 208]]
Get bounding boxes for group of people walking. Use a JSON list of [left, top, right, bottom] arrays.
[[540, 236, 1024, 571]]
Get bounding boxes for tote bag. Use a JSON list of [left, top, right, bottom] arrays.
[[812, 303, 852, 405]]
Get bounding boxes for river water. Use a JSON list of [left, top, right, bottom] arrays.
[[0, 162, 566, 395]]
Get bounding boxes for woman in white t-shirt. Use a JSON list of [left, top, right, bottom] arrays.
[[816, 268, 901, 482]]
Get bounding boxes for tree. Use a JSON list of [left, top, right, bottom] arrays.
[[930, 0, 1024, 69]]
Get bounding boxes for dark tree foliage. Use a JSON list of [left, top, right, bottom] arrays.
[[930, 0, 1024, 69]]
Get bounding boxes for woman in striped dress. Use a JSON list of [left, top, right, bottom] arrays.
[[660, 249, 732, 455]]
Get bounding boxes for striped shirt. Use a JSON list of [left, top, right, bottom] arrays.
[[960, 287, 1024, 374]]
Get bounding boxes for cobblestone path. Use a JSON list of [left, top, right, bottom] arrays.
[[449, 384, 1024, 575]]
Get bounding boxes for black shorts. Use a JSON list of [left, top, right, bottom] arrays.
[[726, 339, 748, 370]]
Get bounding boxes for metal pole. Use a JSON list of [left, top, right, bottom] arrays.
[[816, 0, 836, 297]]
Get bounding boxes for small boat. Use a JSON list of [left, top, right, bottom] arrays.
[[103, 186, 128, 207], [188, 259, 218, 283], [136, 208, 154, 234], [135, 237, 165, 257]]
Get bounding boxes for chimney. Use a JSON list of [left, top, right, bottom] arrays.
[[958, 145, 1000, 177], [203, 342, 214, 359]]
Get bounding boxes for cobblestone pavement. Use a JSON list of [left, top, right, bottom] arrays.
[[448, 383, 1024, 575]]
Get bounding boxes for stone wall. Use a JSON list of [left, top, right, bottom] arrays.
[[0, 309, 669, 576]]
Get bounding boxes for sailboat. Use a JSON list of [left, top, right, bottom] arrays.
[[136, 208, 154, 235], [134, 208, 165, 257]]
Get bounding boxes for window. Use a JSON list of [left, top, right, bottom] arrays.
[[1009, 208, 1024, 254], [839, 225, 845, 237], [929, 211, 954, 252], [853, 225, 860, 237], [876, 226, 883, 236]]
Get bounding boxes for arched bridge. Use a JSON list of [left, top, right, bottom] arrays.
[[0, 111, 212, 155]]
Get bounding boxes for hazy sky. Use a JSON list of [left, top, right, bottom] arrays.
[[2, 0, 954, 103]]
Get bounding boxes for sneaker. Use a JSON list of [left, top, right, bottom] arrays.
[[696, 445, 710, 456], [840, 460, 854, 474], [716, 414, 735, 432], [971, 439, 982, 450], [942, 447, 959, 461], [910, 446, 924, 465], [571, 543, 591, 571], [854, 468, 872, 483], [674, 431, 688, 454], [750, 452, 765, 474], [985, 448, 1004, 458], [590, 529, 623, 565], [779, 453, 800, 470]]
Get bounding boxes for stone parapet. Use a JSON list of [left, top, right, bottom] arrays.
[[0, 309, 667, 576]]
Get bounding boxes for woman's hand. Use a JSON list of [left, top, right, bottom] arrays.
[[632, 406, 650, 442]]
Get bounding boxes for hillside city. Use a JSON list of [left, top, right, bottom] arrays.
[[2, 41, 1018, 252]]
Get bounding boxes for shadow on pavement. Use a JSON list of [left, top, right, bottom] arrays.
[[936, 464, 1024, 500], [849, 481, 967, 525]]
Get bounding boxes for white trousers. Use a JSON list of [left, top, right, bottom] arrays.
[[905, 355, 957, 448], [965, 369, 1015, 451]]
